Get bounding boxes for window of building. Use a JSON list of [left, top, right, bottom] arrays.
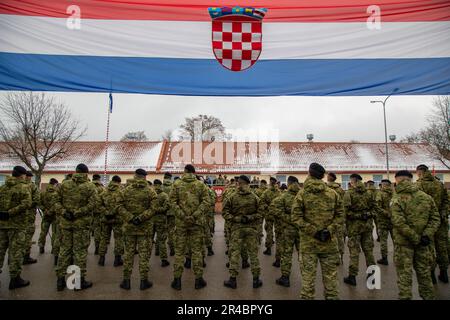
[[276, 175, 287, 184], [373, 174, 383, 188], [100, 174, 110, 185], [0, 174, 5, 186], [341, 174, 351, 190]]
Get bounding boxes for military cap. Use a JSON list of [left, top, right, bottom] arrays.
[[184, 164, 196, 173], [350, 173, 363, 181], [238, 175, 250, 184], [416, 164, 428, 171], [230, 178, 235, 183], [135, 168, 147, 176], [381, 179, 391, 184], [164, 172, 172, 179], [327, 172, 337, 181], [367, 180, 375, 184], [76, 163, 89, 173], [92, 174, 101, 181], [269, 177, 277, 183], [12, 165, 27, 177], [26, 171, 33, 177], [112, 175, 121, 183], [309, 162, 325, 179], [280, 183, 288, 190], [49, 178, 59, 185], [234, 176, 240, 180], [260, 179, 267, 184], [287, 176, 299, 184], [147, 181, 153, 186], [395, 170, 413, 178], [153, 179, 162, 185]]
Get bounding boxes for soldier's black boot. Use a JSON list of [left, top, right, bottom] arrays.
[[161, 259, 170, 267], [207, 246, 214, 256], [253, 276, 263, 288], [276, 275, 290, 287], [438, 269, 449, 283], [431, 270, 437, 284], [224, 277, 237, 289], [120, 279, 131, 290], [272, 259, 281, 268], [203, 258, 207, 268], [23, 254, 37, 265], [78, 277, 93, 290], [263, 247, 271, 256], [377, 257, 388, 266], [155, 246, 160, 256], [113, 255, 123, 267], [57, 277, 65, 291], [344, 275, 357, 286], [39, 246, 45, 254], [54, 255, 58, 266], [225, 250, 228, 255], [195, 277, 207, 289], [242, 259, 250, 269], [9, 276, 30, 290], [94, 245, 99, 255], [98, 255, 105, 266], [184, 258, 191, 269], [140, 279, 153, 290], [169, 247, 175, 256], [226, 262, 230, 268], [171, 277, 182, 290]]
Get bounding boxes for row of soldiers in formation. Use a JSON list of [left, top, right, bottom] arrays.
[[0, 162, 449, 299]]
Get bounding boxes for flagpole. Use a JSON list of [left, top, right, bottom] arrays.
[[104, 93, 112, 177]]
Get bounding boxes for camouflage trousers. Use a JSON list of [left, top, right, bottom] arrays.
[[264, 218, 274, 249], [23, 218, 36, 257], [347, 230, 375, 276], [38, 216, 59, 255], [337, 224, 346, 258], [149, 215, 168, 260], [167, 216, 175, 252], [224, 219, 231, 249], [394, 244, 435, 300], [0, 228, 25, 277], [204, 213, 215, 249], [123, 234, 150, 280], [56, 228, 91, 277], [300, 252, 340, 300], [433, 217, 449, 270], [279, 229, 300, 277], [228, 226, 260, 277], [274, 220, 283, 260], [98, 222, 124, 256], [174, 226, 204, 278], [378, 226, 393, 259], [91, 215, 102, 249]]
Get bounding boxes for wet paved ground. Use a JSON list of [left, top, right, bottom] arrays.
[[1, 215, 449, 300]]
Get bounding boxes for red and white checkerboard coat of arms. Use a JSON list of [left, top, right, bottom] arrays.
[[210, 8, 266, 72]]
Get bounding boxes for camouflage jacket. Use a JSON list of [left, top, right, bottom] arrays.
[[25, 180, 40, 224], [292, 176, 343, 254], [162, 178, 175, 217], [169, 173, 212, 229], [40, 184, 59, 218], [343, 181, 380, 235], [391, 180, 440, 247], [222, 185, 262, 230], [270, 183, 300, 232], [255, 185, 267, 198], [416, 171, 449, 220], [93, 180, 105, 217], [0, 176, 32, 229], [56, 173, 99, 229], [222, 185, 236, 203], [99, 181, 122, 225], [259, 185, 281, 220], [207, 187, 216, 217], [327, 182, 345, 199], [376, 186, 393, 228], [152, 184, 170, 222], [117, 177, 157, 235]]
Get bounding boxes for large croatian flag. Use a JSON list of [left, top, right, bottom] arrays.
[[0, 0, 449, 96]]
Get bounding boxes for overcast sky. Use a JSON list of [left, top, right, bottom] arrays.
[[0, 91, 435, 142]]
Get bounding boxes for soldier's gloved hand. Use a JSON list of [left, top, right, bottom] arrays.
[[240, 216, 249, 224], [419, 235, 431, 246], [63, 211, 75, 221], [0, 211, 10, 221], [321, 229, 331, 241], [130, 216, 142, 226]]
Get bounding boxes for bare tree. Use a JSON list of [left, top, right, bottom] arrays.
[[400, 96, 450, 168], [121, 131, 148, 142], [179, 114, 226, 141], [161, 129, 173, 142], [399, 133, 422, 143], [0, 92, 85, 186]]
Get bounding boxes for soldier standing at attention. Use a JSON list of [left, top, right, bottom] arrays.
[[343, 173, 378, 286], [0, 166, 32, 289], [391, 170, 441, 299], [170, 164, 211, 290], [415, 164, 449, 283], [150, 179, 170, 267], [117, 169, 157, 290], [55, 164, 98, 291], [366, 180, 380, 242], [92, 174, 105, 255], [292, 163, 343, 300], [272, 176, 301, 287], [162, 172, 176, 256], [23, 171, 39, 265], [326, 172, 345, 263], [260, 177, 280, 257], [223, 175, 263, 289], [376, 179, 394, 265]]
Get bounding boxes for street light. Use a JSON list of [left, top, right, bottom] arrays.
[[371, 88, 399, 179]]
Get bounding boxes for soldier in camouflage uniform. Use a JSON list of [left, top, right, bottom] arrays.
[[260, 177, 281, 258], [150, 179, 170, 267], [117, 169, 156, 290], [162, 172, 176, 256], [223, 175, 263, 289], [222, 178, 237, 253], [38, 178, 60, 265], [0, 166, 32, 289], [391, 170, 441, 299], [23, 171, 39, 265], [343, 173, 379, 286], [55, 164, 98, 291], [169, 165, 211, 290], [255, 179, 268, 243], [292, 163, 343, 299], [97, 175, 124, 267], [366, 180, 380, 242], [327, 172, 345, 263], [272, 176, 300, 287], [415, 164, 449, 283], [205, 183, 216, 256], [91, 174, 105, 255], [376, 179, 394, 265]]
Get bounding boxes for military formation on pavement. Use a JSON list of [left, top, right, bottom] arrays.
[[0, 162, 449, 299]]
